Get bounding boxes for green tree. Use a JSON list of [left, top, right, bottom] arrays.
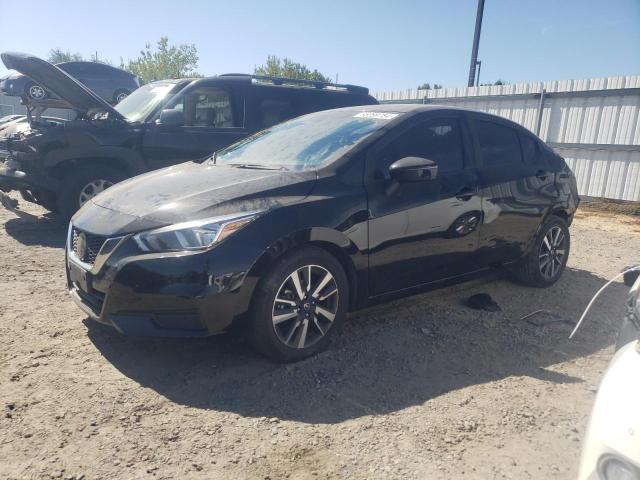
[[254, 55, 331, 83], [418, 82, 442, 90], [47, 48, 83, 64], [480, 79, 509, 86], [121, 36, 199, 84]]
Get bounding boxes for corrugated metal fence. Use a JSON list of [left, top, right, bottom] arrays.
[[374, 76, 640, 201]]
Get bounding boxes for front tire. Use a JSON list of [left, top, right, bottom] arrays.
[[33, 190, 59, 213], [249, 246, 349, 362], [58, 166, 125, 219], [512, 215, 570, 287]]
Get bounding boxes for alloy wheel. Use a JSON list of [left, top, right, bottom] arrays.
[[28, 84, 46, 100], [538, 225, 566, 279], [272, 264, 339, 349], [78, 179, 114, 207]]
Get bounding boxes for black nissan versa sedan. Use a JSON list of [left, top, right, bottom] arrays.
[[66, 104, 579, 362]]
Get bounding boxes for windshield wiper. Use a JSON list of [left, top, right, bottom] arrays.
[[227, 163, 287, 171]]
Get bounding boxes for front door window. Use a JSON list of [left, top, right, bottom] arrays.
[[164, 87, 236, 128]]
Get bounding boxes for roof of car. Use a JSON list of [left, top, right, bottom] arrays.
[[164, 74, 373, 96], [337, 103, 529, 122], [320, 103, 535, 133]]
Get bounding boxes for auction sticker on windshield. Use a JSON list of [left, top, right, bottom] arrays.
[[353, 112, 400, 120]]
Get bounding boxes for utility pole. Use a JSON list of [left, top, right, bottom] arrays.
[[467, 0, 485, 87]]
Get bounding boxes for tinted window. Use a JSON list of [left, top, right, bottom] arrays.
[[476, 120, 522, 167], [165, 87, 235, 128], [259, 99, 294, 128], [519, 133, 541, 165], [380, 118, 465, 172]]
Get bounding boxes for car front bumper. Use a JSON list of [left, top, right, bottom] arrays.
[[65, 225, 257, 338]]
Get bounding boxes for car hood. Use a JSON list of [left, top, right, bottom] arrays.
[[1, 52, 125, 121], [73, 162, 317, 235]]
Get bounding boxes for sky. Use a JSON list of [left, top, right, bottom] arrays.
[[0, 0, 638, 93]]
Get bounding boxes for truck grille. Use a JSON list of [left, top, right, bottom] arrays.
[[72, 228, 108, 266]]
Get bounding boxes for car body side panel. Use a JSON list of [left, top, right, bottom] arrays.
[[365, 111, 483, 295], [467, 113, 564, 266]]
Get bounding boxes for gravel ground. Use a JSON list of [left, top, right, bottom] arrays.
[[1, 195, 638, 480]]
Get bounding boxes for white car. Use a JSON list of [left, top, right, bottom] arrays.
[[578, 269, 640, 480]]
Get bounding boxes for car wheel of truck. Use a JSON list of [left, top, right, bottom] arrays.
[[249, 246, 348, 362], [58, 166, 124, 219], [26, 82, 47, 100], [33, 191, 59, 213], [511, 215, 570, 287]]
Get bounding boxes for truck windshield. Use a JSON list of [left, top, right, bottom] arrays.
[[114, 82, 179, 122]]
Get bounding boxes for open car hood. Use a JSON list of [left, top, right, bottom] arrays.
[[1, 52, 125, 121]]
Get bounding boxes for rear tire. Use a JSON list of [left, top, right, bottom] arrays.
[[248, 246, 349, 362], [511, 215, 570, 287], [57, 166, 125, 219]]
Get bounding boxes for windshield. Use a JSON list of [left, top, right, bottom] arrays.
[[114, 81, 179, 122], [216, 109, 399, 170]]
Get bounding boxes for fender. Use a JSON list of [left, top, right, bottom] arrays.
[[241, 226, 369, 314]]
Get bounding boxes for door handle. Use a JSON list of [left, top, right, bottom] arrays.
[[455, 187, 475, 201], [536, 170, 548, 181]]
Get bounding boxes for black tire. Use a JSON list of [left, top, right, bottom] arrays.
[[512, 215, 570, 287], [33, 191, 59, 213], [113, 89, 130, 104], [248, 246, 349, 362], [25, 82, 48, 100], [57, 166, 125, 219]]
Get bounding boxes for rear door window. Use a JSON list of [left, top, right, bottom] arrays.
[[475, 120, 522, 167]]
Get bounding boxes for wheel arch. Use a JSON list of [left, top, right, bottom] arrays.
[[46, 149, 146, 187], [245, 227, 364, 312]]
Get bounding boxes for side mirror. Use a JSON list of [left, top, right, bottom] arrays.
[[389, 156, 438, 182], [157, 109, 185, 127]]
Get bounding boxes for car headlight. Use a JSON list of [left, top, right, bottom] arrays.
[[598, 455, 640, 480], [134, 212, 259, 252]]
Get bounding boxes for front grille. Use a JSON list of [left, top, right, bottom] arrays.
[[72, 228, 108, 266]]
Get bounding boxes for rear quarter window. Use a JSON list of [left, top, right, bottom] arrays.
[[475, 120, 522, 167], [519, 133, 542, 164]]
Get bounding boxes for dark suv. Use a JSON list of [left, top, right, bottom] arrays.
[[0, 53, 377, 217], [0, 60, 140, 104]]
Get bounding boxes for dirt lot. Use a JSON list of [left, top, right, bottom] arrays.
[[1, 196, 638, 480]]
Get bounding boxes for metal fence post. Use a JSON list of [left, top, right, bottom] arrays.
[[535, 89, 546, 138]]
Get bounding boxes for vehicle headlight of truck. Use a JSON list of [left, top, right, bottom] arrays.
[[134, 212, 260, 252]]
